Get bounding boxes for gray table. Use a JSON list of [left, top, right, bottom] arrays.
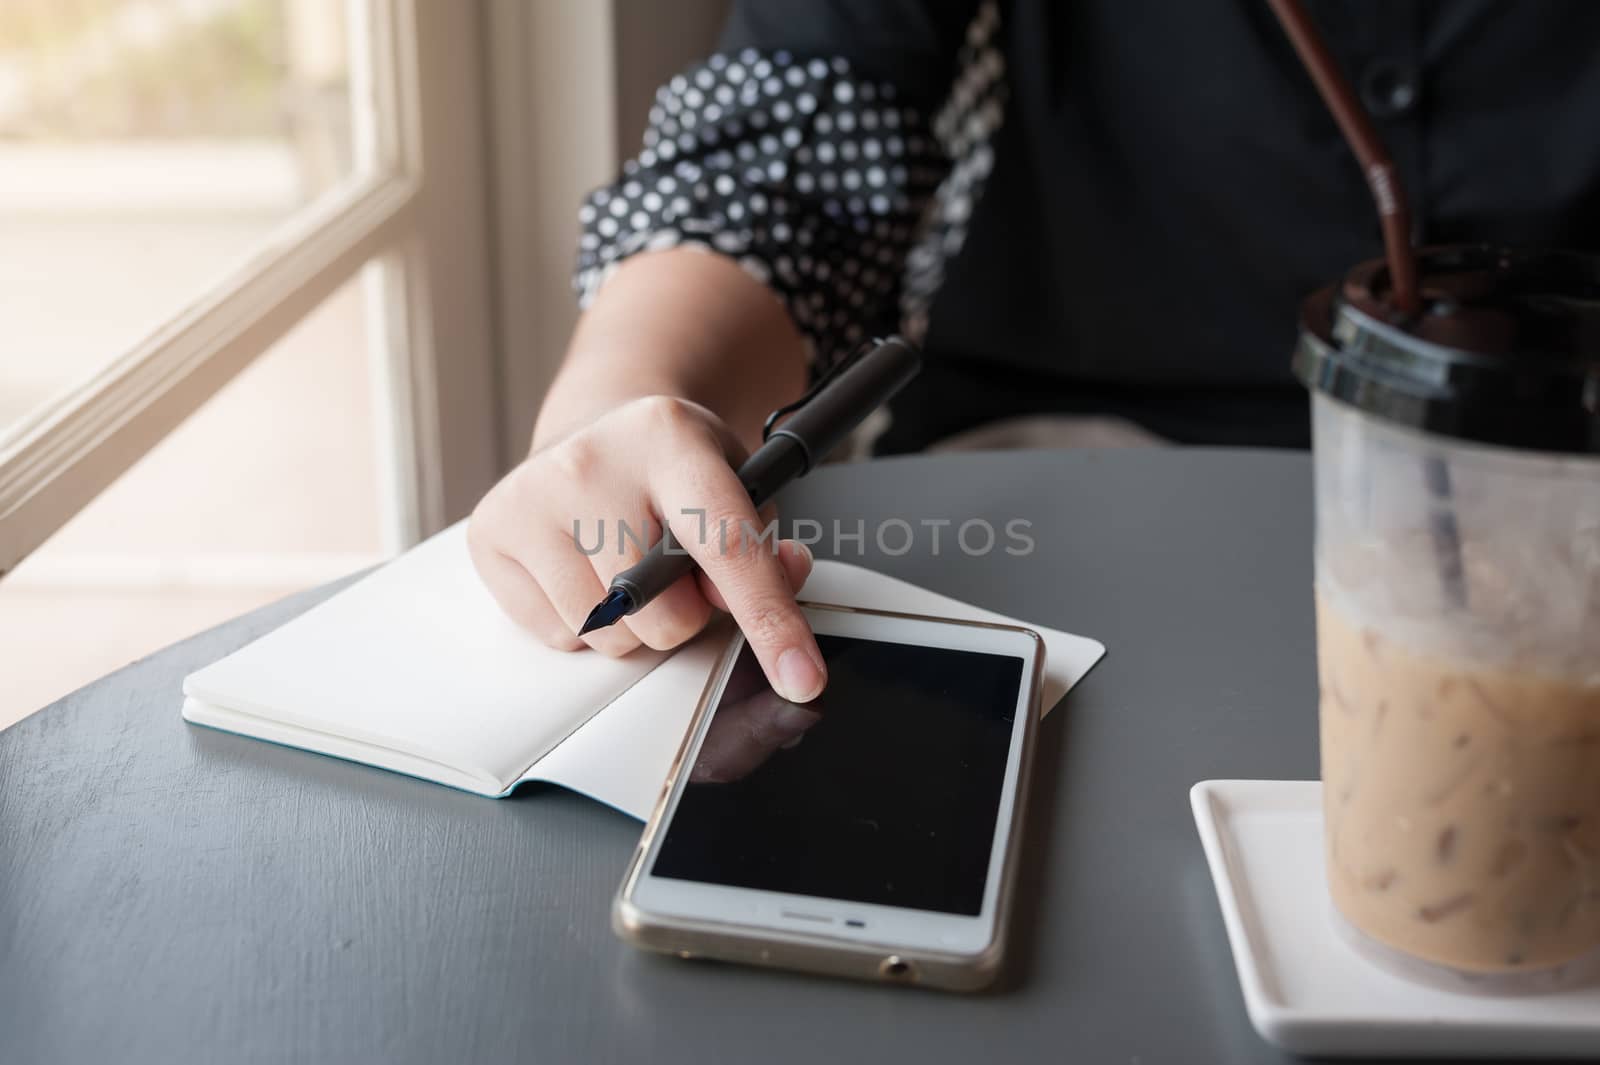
[[0, 449, 1541, 1065]]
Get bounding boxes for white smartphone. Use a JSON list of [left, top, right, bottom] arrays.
[[613, 602, 1045, 991]]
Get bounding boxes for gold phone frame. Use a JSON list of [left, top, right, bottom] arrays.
[[613, 602, 1046, 992]]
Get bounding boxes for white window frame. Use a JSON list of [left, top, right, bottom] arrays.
[[0, 0, 500, 576], [483, 0, 731, 462]]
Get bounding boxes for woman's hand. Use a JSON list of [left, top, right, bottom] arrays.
[[468, 394, 828, 703]]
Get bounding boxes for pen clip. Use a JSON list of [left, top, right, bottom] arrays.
[[761, 337, 884, 442]]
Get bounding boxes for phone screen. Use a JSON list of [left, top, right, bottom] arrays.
[[650, 633, 1025, 916]]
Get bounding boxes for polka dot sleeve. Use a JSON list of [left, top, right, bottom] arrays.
[[573, 48, 952, 368]]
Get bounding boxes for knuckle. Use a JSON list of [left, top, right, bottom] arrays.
[[544, 436, 600, 485], [698, 508, 778, 564], [736, 596, 802, 651], [633, 394, 702, 439]]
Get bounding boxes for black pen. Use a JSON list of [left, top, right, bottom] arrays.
[[579, 336, 923, 634]]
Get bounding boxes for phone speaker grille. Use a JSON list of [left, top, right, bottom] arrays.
[[779, 910, 835, 924]]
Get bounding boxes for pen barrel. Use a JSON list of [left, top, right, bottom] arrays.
[[770, 336, 922, 471], [612, 436, 809, 614], [737, 433, 811, 508], [611, 534, 695, 613]]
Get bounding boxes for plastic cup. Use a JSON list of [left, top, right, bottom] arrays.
[[1296, 246, 1600, 980]]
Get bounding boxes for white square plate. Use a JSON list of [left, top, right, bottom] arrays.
[[1190, 779, 1600, 1059]]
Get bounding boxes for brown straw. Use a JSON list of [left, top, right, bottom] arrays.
[[1266, 0, 1421, 314], [1267, 0, 1467, 609]]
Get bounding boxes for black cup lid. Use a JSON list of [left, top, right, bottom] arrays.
[[1293, 245, 1600, 454]]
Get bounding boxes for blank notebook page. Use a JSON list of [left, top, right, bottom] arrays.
[[183, 524, 668, 791]]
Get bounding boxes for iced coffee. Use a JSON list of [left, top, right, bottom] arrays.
[[1318, 593, 1600, 973], [1292, 238, 1600, 983], [1308, 383, 1600, 976]]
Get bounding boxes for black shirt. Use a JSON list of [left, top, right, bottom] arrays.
[[575, 1, 1600, 451]]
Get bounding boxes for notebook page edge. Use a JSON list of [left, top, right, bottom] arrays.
[[181, 696, 507, 797]]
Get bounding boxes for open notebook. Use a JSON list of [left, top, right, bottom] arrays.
[[183, 523, 1105, 819]]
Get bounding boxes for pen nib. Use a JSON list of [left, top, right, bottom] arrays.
[[579, 588, 632, 635]]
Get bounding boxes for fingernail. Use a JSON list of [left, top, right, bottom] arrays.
[[794, 540, 813, 564], [777, 646, 825, 703]]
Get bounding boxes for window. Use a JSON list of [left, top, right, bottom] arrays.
[[0, 0, 357, 448], [0, 274, 383, 727], [0, 0, 732, 723], [0, 0, 500, 579]]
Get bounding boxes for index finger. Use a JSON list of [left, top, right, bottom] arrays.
[[651, 457, 827, 703]]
